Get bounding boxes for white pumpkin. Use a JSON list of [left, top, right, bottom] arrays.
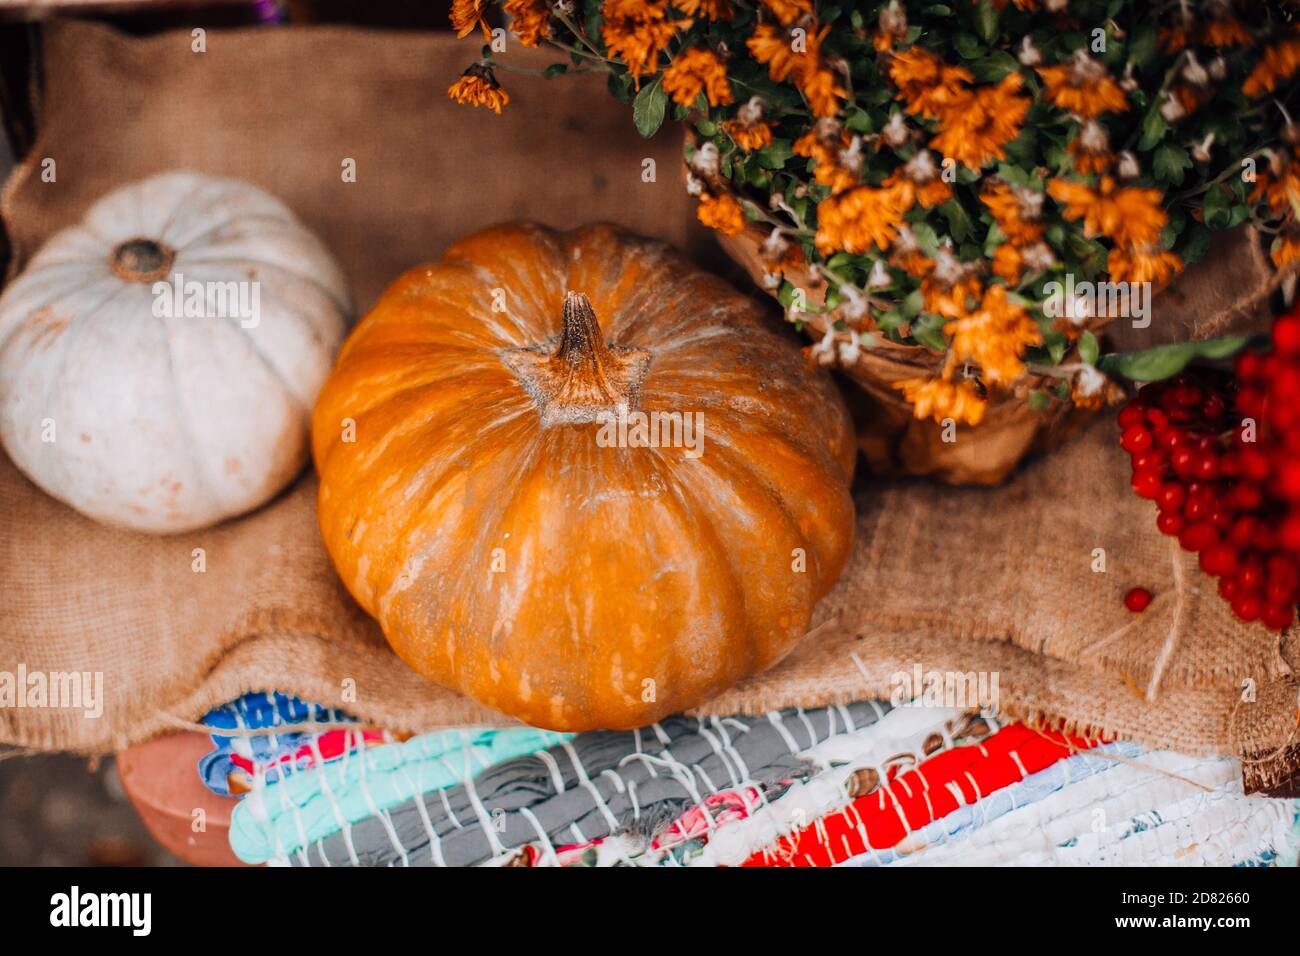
[[0, 171, 352, 533]]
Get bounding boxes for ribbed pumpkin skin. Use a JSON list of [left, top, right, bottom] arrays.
[[0, 171, 351, 533], [312, 223, 855, 731]]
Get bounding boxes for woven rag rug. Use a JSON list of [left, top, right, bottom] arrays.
[[0, 21, 1298, 796], [193, 691, 1300, 867]]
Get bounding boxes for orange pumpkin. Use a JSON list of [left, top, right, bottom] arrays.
[[311, 223, 855, 730]]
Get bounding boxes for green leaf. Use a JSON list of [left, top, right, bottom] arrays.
[[1045, 329, 1067, 364], [909, 325, 951, 351], [1203, 185, 1232, 230], [1079, 330, 1100, 366], [974, 0, 999, 45], [1127, 24, 1158, 68], [844, 108, 874, 134], [939, 199, 974, 243], [544, 63, 568, 79], [952, 32, 983, 60], [1152, 144, 1192, 186], [910, 221, 941, 257], [1178, 223, 1214, 265], [1027, 391, 1051, 411], [969, 51, 1017, 83], [1098, 336, 1253, 383], [633, 79, 669, 138], [1137, 107, 1167, 152], [756, 138, 794, 170]]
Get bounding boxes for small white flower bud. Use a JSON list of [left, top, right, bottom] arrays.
[[1017, 36, 1041, 67], [1075, 365, 1106, 398], [881, 111, 910, 148], [868, 259, 893, 289], [1192, 132, 1215, 163], [690, 141, 721, 177], [1116, 150, 1140, 179], [1159, 92, 1187, 123]]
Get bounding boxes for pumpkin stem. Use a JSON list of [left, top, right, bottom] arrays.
[[502, 291, 652, 427], [556, 291, 615, 378], [111, 238, 176, 283]]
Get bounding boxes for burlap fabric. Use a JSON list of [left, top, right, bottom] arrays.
[[2, 21, 1297, 790]]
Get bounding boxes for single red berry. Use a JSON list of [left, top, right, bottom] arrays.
[[1236, 351, 1264, 382], [1121, 424, 1153, 454], [1237, 558, 1266, 594], [1179, 522, 1219, 552], [1238, 447, 1270, 482], [1156, 483, 1186, 511], [1131, 468, 1163, 499], [1229, 516, 1258, 549], [1280, 515, 1300, 553], [1124, 587, 1153, 613], [1229, 483, 1263, 511], [1273, 315, 1300, 356], [1200, 543, 1239, 577], [1183, 494, 1211, 522], [1275, 458, 1300, 501], [1132, 451, 1166, 473], [1171, 447, 1197, 478], [1145, 407, 1171, 429], [1193, 452, 1220, 480], [1156, 510, 1185, 536], [1262, 603, 1296, 631], [1118, 403, 1146, 429], [1231, 593, 1263, 623], [1156, 427, 1187, 451]]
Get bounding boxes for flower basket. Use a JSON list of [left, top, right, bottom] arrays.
[[714, 214, 1107, 484]]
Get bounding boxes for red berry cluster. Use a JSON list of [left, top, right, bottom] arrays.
[[1119, 311, 1300, 632]]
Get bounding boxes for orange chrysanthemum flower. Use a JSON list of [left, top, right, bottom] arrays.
[[944, 284, 1041, 384], [1273, 229, 1300, 269], [890, 47, 974, 120], [1202, 16, 1253, 47], [725, 117, 774, 151], [892, 248, 933, 278], [602, 0, 690, 85], [662, 47, 733, 106], [1068, 122, 1113, 175], [1037, 51, 1128, 117], [1107, 245, 1183, 286], [992, 243, 1024, 283], [504, 0, 551, 47], [673, 0, 733, 19], [760, 0, 813, 27], [1159, 24, 1189, 55], [448, 64, 509, 113], [813, 182, 914, 255], [1244, 36, 1300, 97], [1047, 176, 1167, 249], [884, 154, 951, 209], [747, 22, 821, 83], [800, 65, 847, 118], [697, 192, 746, 235], [1253, 160, 1300, 218], [929, 72, 1030, 170], [794, 126, 859, 193], [450, 0, 489, 39], [895, 376, 987, 426], [981, 181, 1045, 246], [922, 272, 981, 321]]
